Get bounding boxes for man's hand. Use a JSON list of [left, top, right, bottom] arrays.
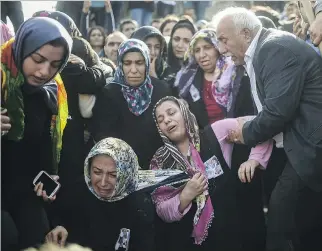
[[46, 226, 68, 247], [226, 117, 246, 144], [309, 12, 322, 46]]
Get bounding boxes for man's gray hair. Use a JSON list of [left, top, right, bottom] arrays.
[[212, 7, 262, 34]]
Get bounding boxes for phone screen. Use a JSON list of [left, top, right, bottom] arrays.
[[35, 172, 59, 196]]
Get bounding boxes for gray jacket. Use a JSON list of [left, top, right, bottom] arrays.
[[243, 28, 322, 192]]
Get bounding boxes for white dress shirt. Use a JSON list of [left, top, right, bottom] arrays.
[[243, 28, 284, 148]]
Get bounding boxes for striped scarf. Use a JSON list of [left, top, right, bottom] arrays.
[[150, 96, 214, 245]]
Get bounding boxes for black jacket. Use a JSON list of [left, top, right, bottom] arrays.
[[91, 77, 172, 170], [181, 67, 255, 129], [243, 28, 322, 191]]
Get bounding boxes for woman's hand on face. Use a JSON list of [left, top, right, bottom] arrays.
[[1, 109, 11, 136], [149, 57, 158, 79], [238, 159, 259, 183], [46, 226, 68, 247], [68, 54, 85, 67], [182, 173, 208, 201], [34, 175, 59, 202]]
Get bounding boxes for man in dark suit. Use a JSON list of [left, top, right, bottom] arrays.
[[214, 7, 322, 251]]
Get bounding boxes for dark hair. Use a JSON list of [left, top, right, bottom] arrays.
[[119, 19, 138, 32], [167, 20, 197, 73], [159, 15, 179, 35], [71, 37, 98, 67], [87, 26, 106, 47]]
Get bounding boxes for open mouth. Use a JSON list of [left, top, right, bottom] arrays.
[[167, 125, 177, 133]]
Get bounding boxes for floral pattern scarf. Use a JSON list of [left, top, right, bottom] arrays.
[[112, 39, 153, 116], [174, 29, 237, 113], [150, 96, 214, 245], [1, 17, 72, 172], [84, 137, 187, 202]]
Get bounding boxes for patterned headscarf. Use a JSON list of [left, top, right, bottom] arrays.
[[32, 10, 82, 37], [84, 137, 187, 202], [0, 21, 14, 45], [174, 29, 237, 113], [150, 96, 200, 171], [150, 96, 214, 245], [112, 39, 154, 116], [1, 17, 72, 172], [84, 137, 139, 202]]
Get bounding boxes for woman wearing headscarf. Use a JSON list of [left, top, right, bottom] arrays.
[[91, 39, 172, 170], [174, 29, 267, 251], [45, 137, 157, 251], [32, 10, 112, 184], [1, 17, 72, 250], [167, 19, 197, 75], [0, 20, 14, 45], [130, 26, 174, 85], [150, 96, 272, 251]]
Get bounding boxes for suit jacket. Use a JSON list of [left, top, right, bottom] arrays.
[[243, 28, 322, 191]]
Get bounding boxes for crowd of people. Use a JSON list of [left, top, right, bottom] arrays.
[[1, 1, 322, 251]]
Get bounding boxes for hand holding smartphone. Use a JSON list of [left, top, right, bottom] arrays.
[[33, 171, 61, 201]]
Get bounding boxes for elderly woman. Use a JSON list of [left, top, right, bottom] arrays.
[[174, 28, 254, 127], [91, 39, 172, 170], [1, 17, 72, 250], [46, 138, 157, 251], [151, 96, 272, 251]]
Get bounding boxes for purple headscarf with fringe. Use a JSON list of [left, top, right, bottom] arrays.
[[174, 28, 238, 114]]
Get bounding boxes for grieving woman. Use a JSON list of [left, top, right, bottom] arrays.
[[91, 39, 172, 170], [46, 138, 156, 251], [131, 26, 174, 84], [174, 28, 254, 127], [150, 96, 273, 251], [1, 17, 72, 250], [167, 19, 197, 75]]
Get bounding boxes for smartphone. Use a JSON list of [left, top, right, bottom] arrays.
[[33, 171, 61, 198]]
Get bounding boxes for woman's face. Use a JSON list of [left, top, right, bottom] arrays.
[[89, 29, 104, 48], [22, 43, 65, 86], [145, 36, 161, 62], [122, 51, 146, 87], [162, 21, 176, 37], [155, 100, 187, 143], [171, 28, 193, 59], [90, 154, 117, 199], [194, 39, 219, 73]]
